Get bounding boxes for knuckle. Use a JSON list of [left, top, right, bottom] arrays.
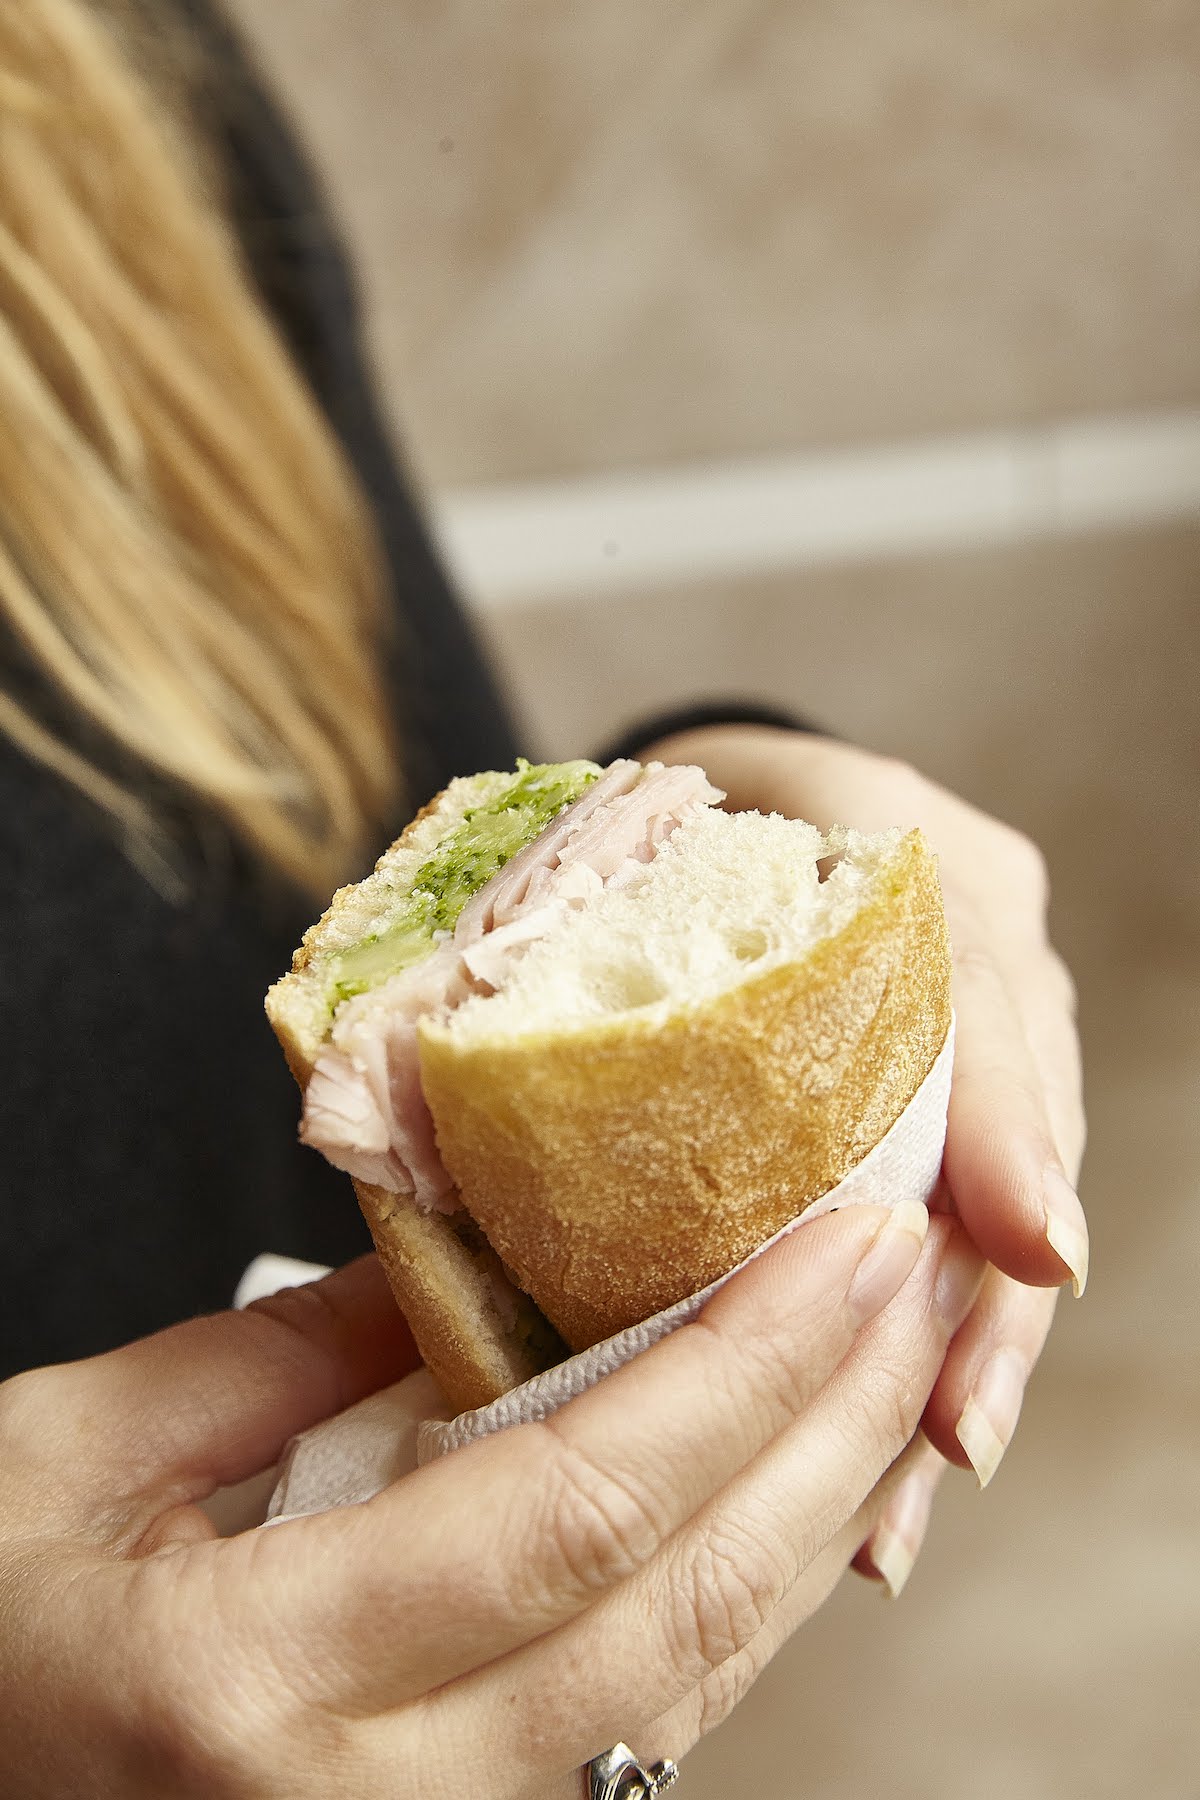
[[128, 1619, 341, 1798], [127, 1662, 253, 1796], [532, 1425, 666, 1602], [695, 1638, 764, 1737], [667, 1524, 789, 1690], [693, 1311, 808, 1428], [953, 1054, 1046, 1135], [857, 1361, 927, 1462], [246, 1279, 346, 1357], [888, 1369, 927, 1451], [951, 936, 1006, 997], [886, 1370, 926, 1449], [118, 1567, 277, 1796]]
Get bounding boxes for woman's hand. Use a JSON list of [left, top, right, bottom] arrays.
[[0, 1213, 981, 1798], [639, 724, 1088, 1590]]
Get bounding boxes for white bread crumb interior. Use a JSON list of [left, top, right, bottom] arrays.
[[441, 808, 902, 1043]]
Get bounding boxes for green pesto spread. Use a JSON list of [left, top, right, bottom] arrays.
[[326, 759, 600, 1008]]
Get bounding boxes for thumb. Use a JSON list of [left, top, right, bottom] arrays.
[[19, 1256, 419, 1521]]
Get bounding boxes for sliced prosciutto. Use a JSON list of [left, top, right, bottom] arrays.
[[300, 761, 723, 1203]]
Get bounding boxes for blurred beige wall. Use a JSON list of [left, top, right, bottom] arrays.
[[232, 0, 1199, 485], [227, 5, 1200, 1795]]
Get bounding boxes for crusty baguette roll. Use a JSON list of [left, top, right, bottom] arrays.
[[351, 1179, 563, 1411], [267, 766, 578, 1409], [267, 759, 951, 1411], [418, 809, 951, 1349]]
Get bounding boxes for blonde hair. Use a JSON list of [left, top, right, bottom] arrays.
[[0, 0, 399, 895]]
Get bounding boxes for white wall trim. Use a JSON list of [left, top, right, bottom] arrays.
[[432, 410, 1200, 609]]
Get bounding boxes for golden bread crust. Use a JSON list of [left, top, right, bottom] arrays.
[[353, 1179, 552, 1413], [418, 830, 951, 1350]]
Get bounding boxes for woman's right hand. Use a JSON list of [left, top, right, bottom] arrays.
[[0, 1218, 981, 1800]]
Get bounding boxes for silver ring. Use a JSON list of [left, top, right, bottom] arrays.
[[588, 1741, 679, 1800]]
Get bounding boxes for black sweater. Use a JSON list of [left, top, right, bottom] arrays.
[[0, 4, 521, 1377], [0, 4, 798, 1376]]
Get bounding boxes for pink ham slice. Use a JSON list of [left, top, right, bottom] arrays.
[[298, 941, 468, 1198], [300, 761, 723, 1204], [452, 758, 644, 943]]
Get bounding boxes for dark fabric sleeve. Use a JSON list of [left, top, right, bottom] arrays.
[[593, 698, 820, 767]]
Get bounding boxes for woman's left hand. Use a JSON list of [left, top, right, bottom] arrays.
[[639, 722, 1088, 1589]]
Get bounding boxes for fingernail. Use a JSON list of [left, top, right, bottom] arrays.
[[933, 1231, 985, 1333], [955, 1348, 1029, 1488], [1044, 1169, 1089, 1298], [867, 1466, 936, 1600], [846, 1200, 930, 1323]]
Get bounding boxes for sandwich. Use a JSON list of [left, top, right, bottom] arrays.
[[267, 757, 951, 1413]]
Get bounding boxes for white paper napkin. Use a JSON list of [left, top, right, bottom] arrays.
[[263, 1019, 954, 1524]]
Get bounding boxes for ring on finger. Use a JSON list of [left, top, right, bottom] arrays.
[[588, 1741, 679, 1799]]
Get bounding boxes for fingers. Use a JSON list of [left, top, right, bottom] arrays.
[[932, 916, 1071, 1492], [1012, 946, 1086, 1179], [655, 1436, 934, 1754], [643, 726, 1088, 1525], [943, 921, 1089, 1297], [921, 1262, 1058, 1485], [642, 1509, 881, 1772], [852, 1268, 1057, 1624], [423, 1221, 983, 1789], [0, 1257, 419, 1529], [852, 1434, 947, 1597], [251, 1203, 931, 1708], [450, 1515, 875, 1800]]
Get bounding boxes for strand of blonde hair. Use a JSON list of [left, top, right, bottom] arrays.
[[0, 0, 400, 894]]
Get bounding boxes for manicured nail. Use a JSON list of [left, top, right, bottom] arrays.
[[933, 1230, 985, 1332], [868, 1526, 913, 1601], [1044, 1168, 1089, 1298], [955, 1348, 1029, 1488], [846, 1200, 930, 1323], [867, 1466, 936, 1599]]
